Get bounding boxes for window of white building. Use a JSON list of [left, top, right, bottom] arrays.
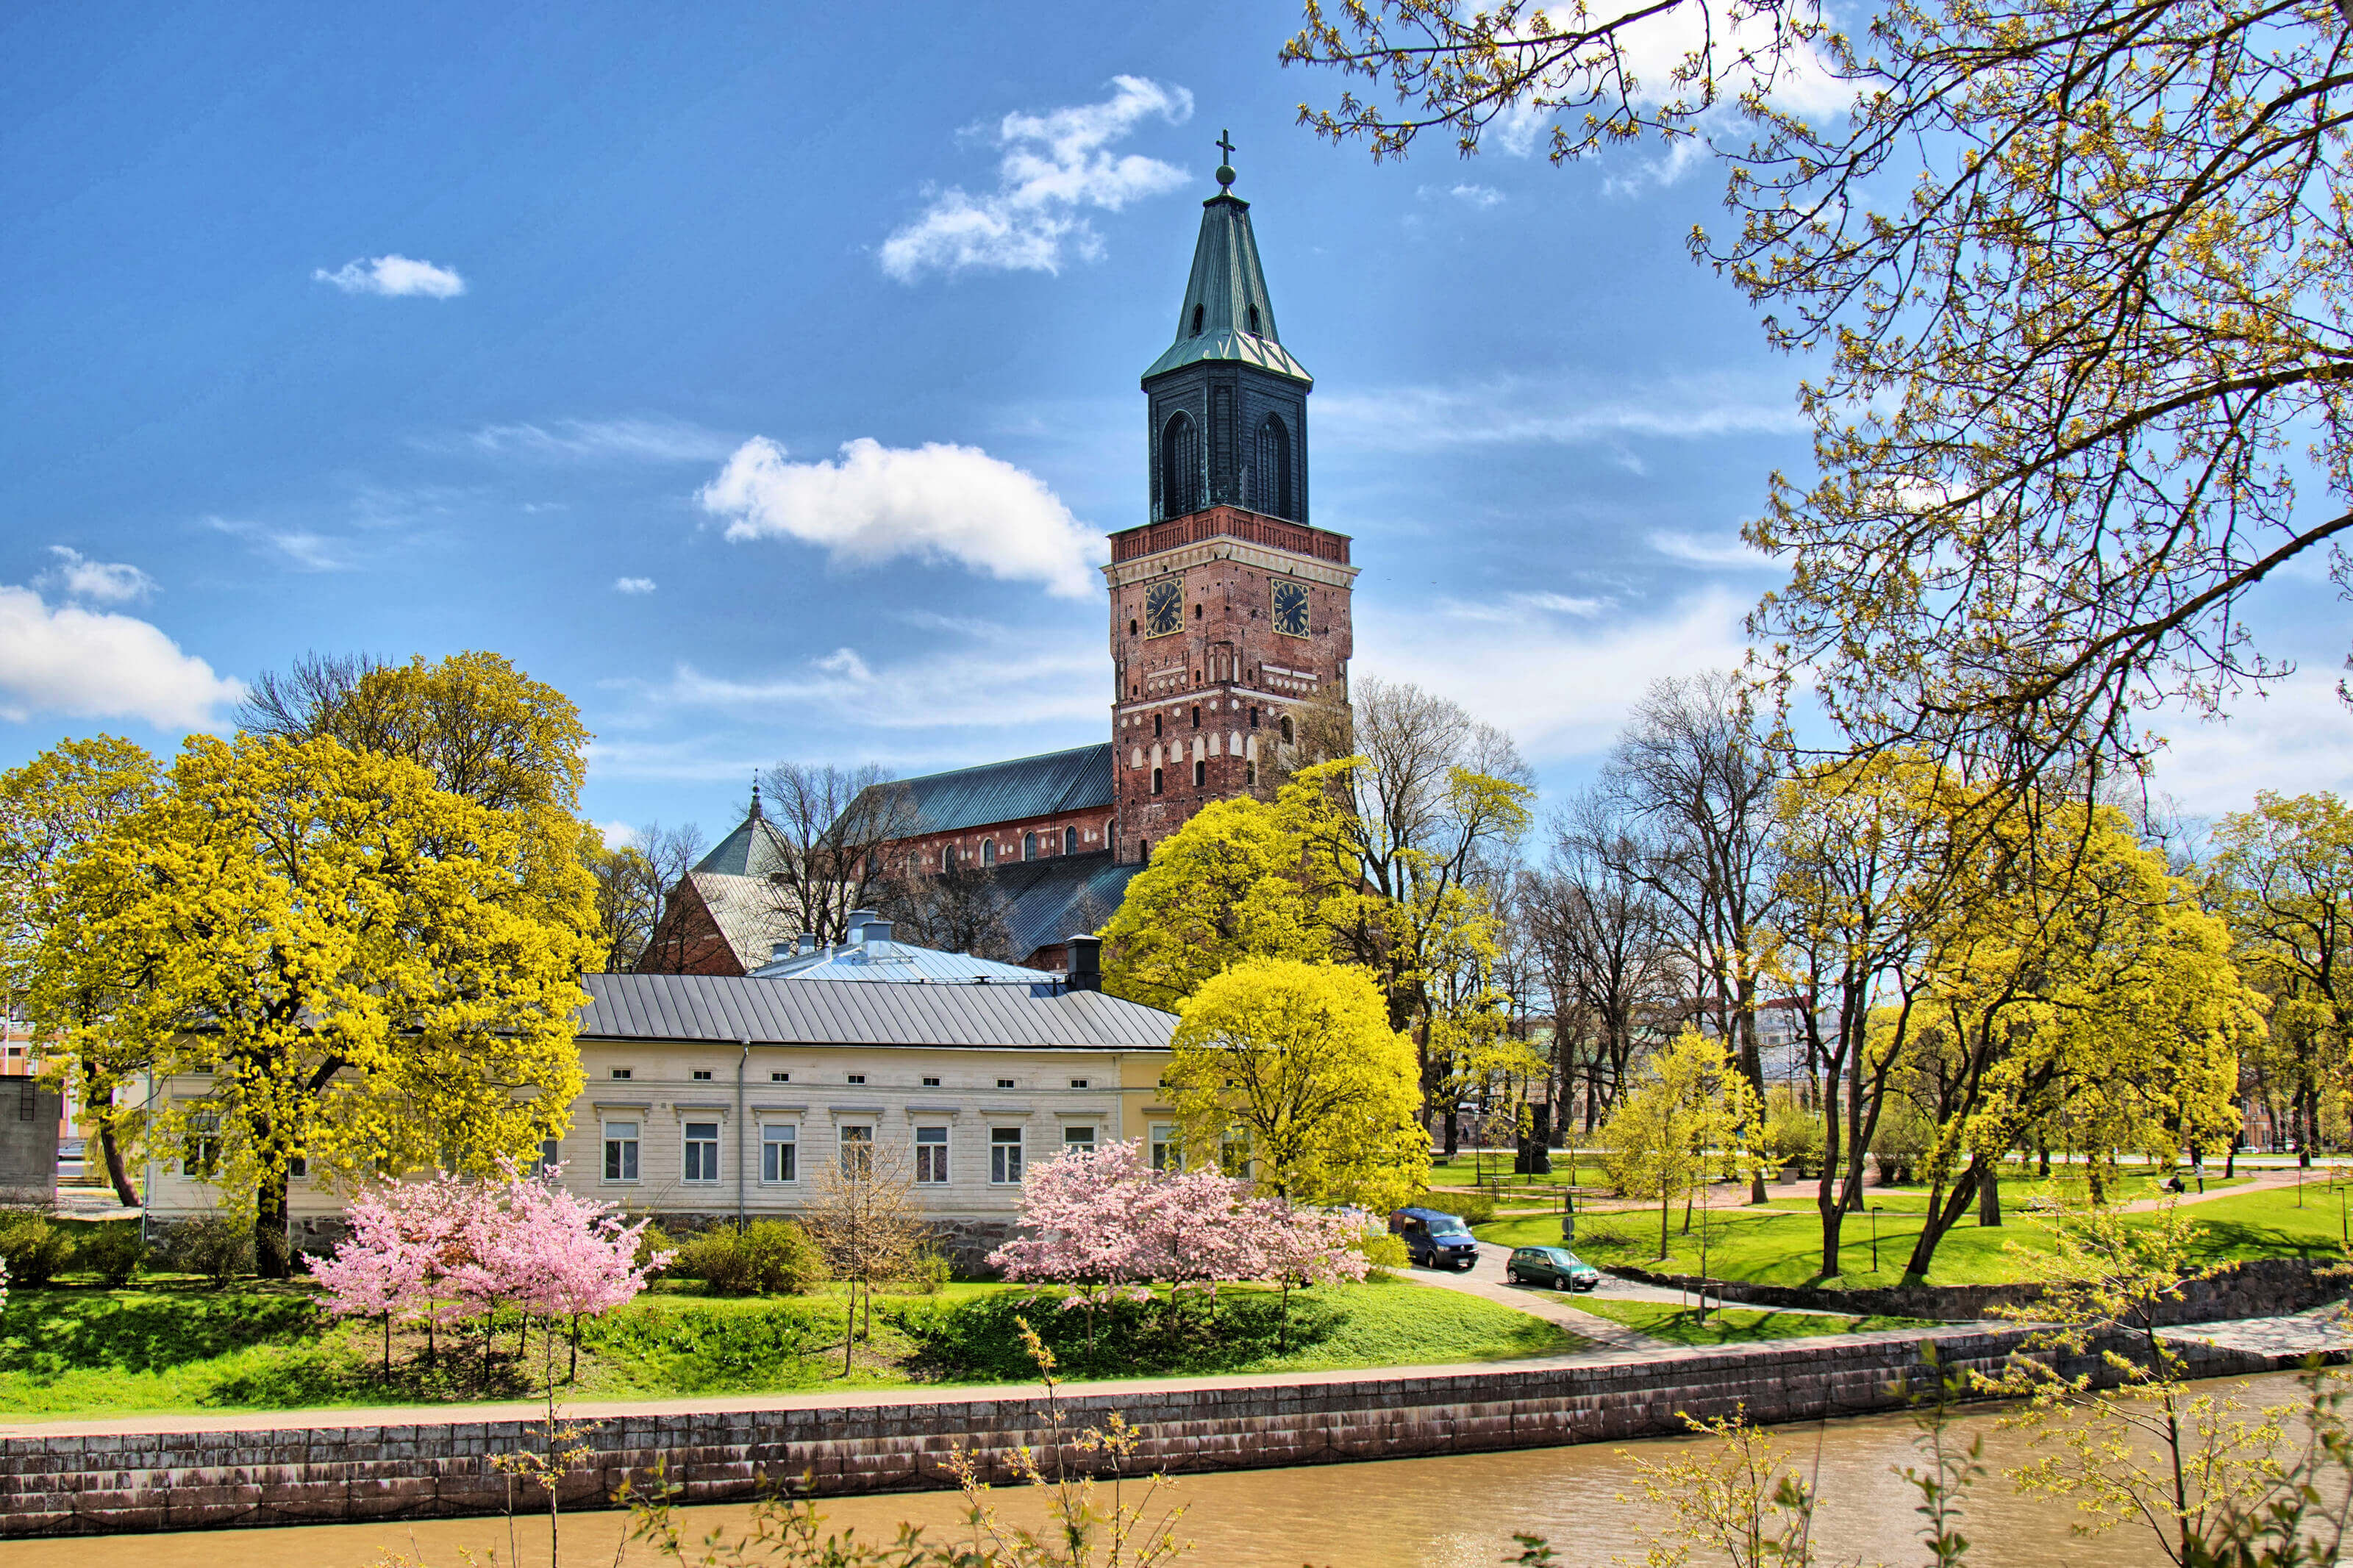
[[762, 1123, 797, 1183], [990, 1127, 1024, 1184], [603, 1120, 639, 1182], [683, 1121, 720, 1184], [915, 1125, 949, 1184]]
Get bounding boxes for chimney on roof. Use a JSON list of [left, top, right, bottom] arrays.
[[1065, 935, 1103, 992], [843, 909, 882, 945], [857, 917, 893, 945], [796, 931, 818, 955], [769, 940, 793, 964]]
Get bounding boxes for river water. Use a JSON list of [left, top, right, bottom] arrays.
[[2, 1372, 2324, 1568]]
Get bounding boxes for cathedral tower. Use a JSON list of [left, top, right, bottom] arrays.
[[1104, 148, 1357, 864]]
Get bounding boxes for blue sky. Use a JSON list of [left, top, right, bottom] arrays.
[[4, 1, 2343, 845]]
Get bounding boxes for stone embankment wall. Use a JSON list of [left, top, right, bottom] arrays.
[[1604, 1257, 2343, 1324], [0, 1328, 2303, 1539]]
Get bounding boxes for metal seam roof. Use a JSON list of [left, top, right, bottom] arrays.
[[578, 972, 1175, 1049]]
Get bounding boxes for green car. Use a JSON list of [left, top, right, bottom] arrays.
[[1507, 1245, 1600, 1292]]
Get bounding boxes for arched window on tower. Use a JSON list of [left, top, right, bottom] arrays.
[[1064, 826, 1079, 854], [1190, 303, 1205, 336], [1160, 412, 1202, 518], [1254, 415, 1293, 519], [1246, 303, 1261, 334], [1023, 831, 1037, 862]]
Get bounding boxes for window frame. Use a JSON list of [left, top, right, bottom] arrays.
[[602, 1119, 640, 1184], [989, 1126, 1025, 1185], [682, 1120, 721, 1184], [915, 1125, 950, 1185], [760, 1123, 799, 1184]]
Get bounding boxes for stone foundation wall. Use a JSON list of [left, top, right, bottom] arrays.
[[0, 1328, 2303, 1538], [1604, 1256, 2346, 1324]]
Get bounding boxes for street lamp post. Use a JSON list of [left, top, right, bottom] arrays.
[[1869, 1205, 1880, 1275]]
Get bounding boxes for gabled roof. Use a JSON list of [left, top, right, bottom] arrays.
[[683, 872, 788, 972], [985, 851, 1141, 961], [749, 923, 1053, 984], [1141, 189, 1311, 387], [860, 744, 1114, 839], [694, 809, 793, 878], [577, 972, 1176, 1051]]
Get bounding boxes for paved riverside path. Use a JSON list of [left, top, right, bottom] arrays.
[[0, 1309, 2013, 1445]]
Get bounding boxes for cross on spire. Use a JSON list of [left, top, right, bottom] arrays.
[[1214, 129, 1236, 190]]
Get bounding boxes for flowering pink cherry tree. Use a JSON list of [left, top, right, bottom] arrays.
[[308, 1163, 665, 1381], [992, 1141, 1370, 1342]]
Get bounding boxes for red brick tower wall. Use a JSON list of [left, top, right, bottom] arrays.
[[1104, 504, 1357, 862]]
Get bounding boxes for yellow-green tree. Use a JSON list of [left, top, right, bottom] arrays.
[[0, 736, 163, 1204], [1165, 957, 1427, 1211], [35, 734, 599, 1277], [1899, 802, 2257, 1276], [1601, 1030, 1764, 1261], [1099, 794, 1349, 1009], [2207, 792, 2353, 1165], [1769, 751, 1960, 1276]]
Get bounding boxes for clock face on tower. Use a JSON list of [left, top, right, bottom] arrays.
[[1143, 579, 1183, 638], [1272, 579, 1310, 638]]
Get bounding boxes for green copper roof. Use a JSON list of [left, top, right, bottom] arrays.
[[1141, 191, 1312, 387]]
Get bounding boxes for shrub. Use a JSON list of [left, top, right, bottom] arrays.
[[76, 1224, 145, 1287], [0, 1210, 73, 1287], [635, 1222, 679, 1278], [168, 1214, 254, 1286], [1409, 1191, 1493, 1226], [895, 1245, 951, 1295], [1359, 1231, 1410, 1279], [673, 1220, 822, 1296]]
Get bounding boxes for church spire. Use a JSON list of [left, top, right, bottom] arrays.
[[1140, 135, 1312, 387]]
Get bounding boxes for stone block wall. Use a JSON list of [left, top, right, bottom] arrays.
[[0, 1328, 2302, 1539]]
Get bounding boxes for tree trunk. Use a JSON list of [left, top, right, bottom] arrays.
[[2038, 1139, 2052, 1178], [255, 1173, 293, 1280], [98, 1122, 138, 1208], [1659, 1188, 1671, 1261], [1442, 1111, 1460, 1159], [1903, 1163, 1982, 1279], [1978, 1165, 2002, 1227]]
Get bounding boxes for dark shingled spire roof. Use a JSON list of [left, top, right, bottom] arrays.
[[1141, 159, 1311, 387]]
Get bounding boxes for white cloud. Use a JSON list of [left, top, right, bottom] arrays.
[[0, 584, 240, 728], [1436, 589, 1613, 623], [604, 615, 1103, 752], [1649, 530, 1782, 570], [40, 545, 157, 604], [453, 418, 736, 464], [312, 254, 467, 298], [1422, 182, 1506, 208], [205, 517, 359, 572], [699, 436, 1103, 598], [1317, 373, 1805, 451], [614, 577, 657, 595], [880, 76, 1193, 281], [594, 820, 638, 848], [1483, 4, 1846, 170], [2146, 674, 2353, 817], [1363, 587, 1754, 760]]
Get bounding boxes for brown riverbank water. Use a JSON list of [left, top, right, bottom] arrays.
[[0, 1371, 2326, 1568]]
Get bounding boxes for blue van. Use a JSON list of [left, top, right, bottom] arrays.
[[1388, 1207, 1480, 1271]]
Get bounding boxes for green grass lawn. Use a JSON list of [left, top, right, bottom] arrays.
[[1556, 1295, 1939, 1346], [0, 1275, 1581, 1421], [1425, 1154, 1610, 1191], [1479, 1177, 2353, 1292]]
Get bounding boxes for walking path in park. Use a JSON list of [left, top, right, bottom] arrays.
[[11, 1302, 2342, 1447], [0, 1313, 2003, 1445]]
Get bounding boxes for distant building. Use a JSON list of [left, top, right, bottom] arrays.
[[140, 932, 1179, 1269], [645, 154, 1354, 971]]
